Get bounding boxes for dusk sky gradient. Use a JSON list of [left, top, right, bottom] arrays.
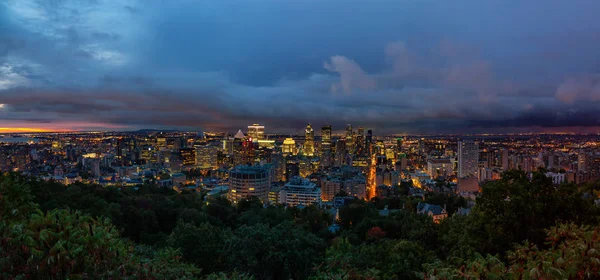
[[1, 0, 600, 134]]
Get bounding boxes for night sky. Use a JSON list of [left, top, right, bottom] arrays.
[[1, 0, 600, 134]]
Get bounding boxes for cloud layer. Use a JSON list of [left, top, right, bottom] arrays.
[[1, 0, 600, 133]]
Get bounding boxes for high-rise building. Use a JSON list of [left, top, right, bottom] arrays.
[[346, 124, 354, 154], [282, 138, 297, 156], [228, 165, 271, 203], [156, 136, 167, 149], [279, 177, 321, 207], [320, 125, 332, 168], [247, 124, 265, 141], [196, 145, 219, 169], [304, 124, 315, 156], [285, 156, 299, 181], [458, 140, 479, 178], [578, 152, 589, 173], [366, 129, 373, 153], [179, 148, 196, 166], [334, 139, 347, 167], [356, 126, 365, 154]]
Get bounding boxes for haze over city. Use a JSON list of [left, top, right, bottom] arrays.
[[1, 0, 600, 134]]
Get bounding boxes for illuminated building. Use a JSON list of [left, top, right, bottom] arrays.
[[334, 139, 347, 167], [366, 129, 373, 148], [321, 178, 341, 201], [141, 146, 156, 163], [228, 165, 271, 203], [578, 152, 589, 172], [279, 177, 321, 207], [257, 139, 275, 149], [222, 136, 235, 155], [268, 186, 281, 204], [417, 203, 448, 224], [356, 126, 365, 154], [232, 130, 254, 166], [247, 124, 265, 140], [377, 169, 399, 187], [270, 152, 286, 181], [344, 175, 366, 199], [179, 148, 196, 166], [285, 156, 299, 181], [304, 123, 315, 156], [320, 125, 332, 168], [299, 157, 314, 177], [282, 138, 297, 156], [52, 141, 62, 149], [427, 158, 453, 179], [196, 145, 219, 169], [458, 140, 479, 178], [156, 136, 166, 149], [345, 124, 354, 154]]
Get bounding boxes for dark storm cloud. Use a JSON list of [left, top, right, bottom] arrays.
[[1, 0, 600, 133], [470, 106, 600, 129]]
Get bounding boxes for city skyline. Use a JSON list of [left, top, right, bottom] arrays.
[[2, 1, 600, 133]]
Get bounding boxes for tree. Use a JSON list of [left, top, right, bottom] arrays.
[[168, 222, 231, 275], [225, 222, 325, 279], [426, 223, 600, 279], [0, 173, 200, 279], [314, 238, 436, 280], [468, 170, 598, 256]]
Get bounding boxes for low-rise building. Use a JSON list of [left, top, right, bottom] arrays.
[[417, 202, 448, 224], [279, 176, 321, 207]]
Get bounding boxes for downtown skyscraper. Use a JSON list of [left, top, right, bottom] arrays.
[[320, 125, 332, 168], [304, 123, 315, 156], [458, 139, 479, 178]]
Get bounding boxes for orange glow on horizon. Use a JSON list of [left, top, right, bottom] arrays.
[[0, 127, 69, 133]]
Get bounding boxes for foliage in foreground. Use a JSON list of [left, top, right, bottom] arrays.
[[426, 223, 600, 279], [2, 170, 600, 279], [0, 173, 200, 279]]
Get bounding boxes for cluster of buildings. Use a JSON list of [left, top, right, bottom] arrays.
[[4, 129, 600, 222]]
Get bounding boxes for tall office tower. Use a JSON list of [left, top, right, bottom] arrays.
[[356, 126, 365, 154], [285, 156, 300, 181], [458, 140, 479, 178], [179, 148, 196, 166], [228, 165, 271, 203], [320, 125, 332, 168], [334, 139, 347, 167], [304, 123, 315, 156], [346, 124, 354, 154], [156, 135, 167, 149], [196, 145, 219, 169], [282, 138, 297, 156], [366, 129, 373, 151], [247, 124, 265, 141]]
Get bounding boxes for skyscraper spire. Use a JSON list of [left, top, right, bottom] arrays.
[[304, 123, 315, 156]]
